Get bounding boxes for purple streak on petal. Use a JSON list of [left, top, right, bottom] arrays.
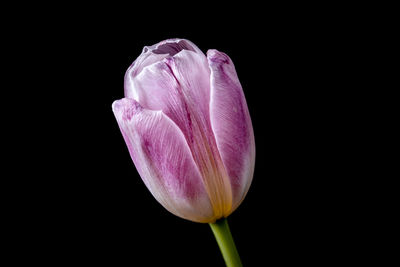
[[207, 49, 256, 212], [112, 98, 214, 223]]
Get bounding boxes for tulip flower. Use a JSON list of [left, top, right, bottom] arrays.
[[112, 38, 255, 266]]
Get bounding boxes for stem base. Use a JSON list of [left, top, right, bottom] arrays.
[[209, 218, 242, 267]]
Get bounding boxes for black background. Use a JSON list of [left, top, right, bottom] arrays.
[[5, 4, 371, 266]]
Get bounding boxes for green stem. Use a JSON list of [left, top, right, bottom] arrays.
[[209, 218, 243, 267]]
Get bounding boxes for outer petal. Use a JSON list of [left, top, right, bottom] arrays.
[[207, 49, 256, 212], [112, 98, 214, 223]]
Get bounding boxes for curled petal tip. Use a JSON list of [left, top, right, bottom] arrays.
[[151, 38, 197, 56], [207, 49, 231, 64], [112, 98, 142, 121]]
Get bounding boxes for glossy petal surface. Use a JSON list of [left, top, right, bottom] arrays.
[[207, 49, 255, 211]]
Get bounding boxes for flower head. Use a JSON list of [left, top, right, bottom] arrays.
[[113, 39, 255, 223]]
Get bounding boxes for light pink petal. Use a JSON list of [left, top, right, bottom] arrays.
[[124, 38, 212, 153], [207, 49, 256, 212], [112, 98, 215, 223], [125, 48, 211, 139], [124, 38, 204, 99], [124, 45, 233, 218]]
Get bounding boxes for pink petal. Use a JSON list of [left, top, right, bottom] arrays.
[[124, 43, 233, 218], [112, 98, 215, 223], [124, 38, 204, 100], [207, 49, 256, 212], [125, 48, 211, 139], [124, 46, 211, 149]]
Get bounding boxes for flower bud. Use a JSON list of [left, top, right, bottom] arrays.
[[113, 39, 255, 223]]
